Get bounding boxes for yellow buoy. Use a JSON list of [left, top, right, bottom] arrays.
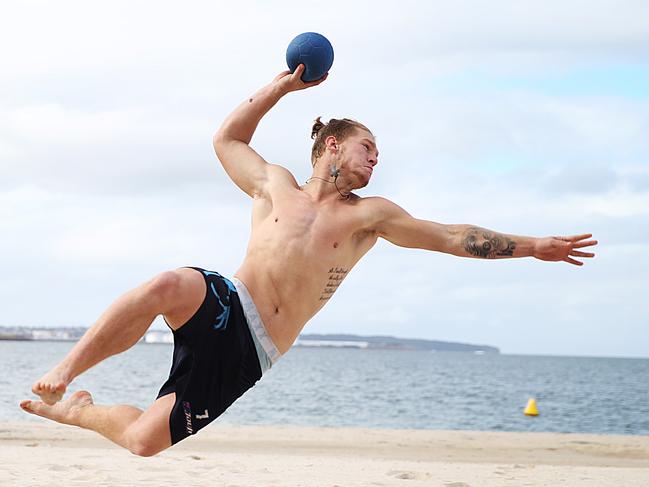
[[524, 398, 539, 416]]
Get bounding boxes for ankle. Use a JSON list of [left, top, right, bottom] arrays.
[[72, 402, 96, 428], [53, 362, 75, 385]]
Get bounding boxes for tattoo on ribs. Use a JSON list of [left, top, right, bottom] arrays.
[[319, 267, 349, 301], [462, 227, 516, 258]]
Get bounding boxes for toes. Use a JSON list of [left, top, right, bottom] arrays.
[[20, 400, 40, 415], [32, 386, 63, 404], [32, 381, 50, 395], [20, 399, 53, 418], [31, 379, 67, 405]]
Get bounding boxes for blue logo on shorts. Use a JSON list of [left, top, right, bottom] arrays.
[[202, 271, 237, 331]]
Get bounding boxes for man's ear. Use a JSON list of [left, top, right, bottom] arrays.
[[325, 135, 338, 152]]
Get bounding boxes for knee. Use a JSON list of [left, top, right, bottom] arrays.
[[145, 271, 183, 304], [143, 268, 205, 321], [127, 437, 166, 457]]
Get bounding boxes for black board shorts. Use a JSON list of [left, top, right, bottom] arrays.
[[157, 267, 262, 444]]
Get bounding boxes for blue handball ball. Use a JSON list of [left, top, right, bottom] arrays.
[[286, 32, 334, 82]]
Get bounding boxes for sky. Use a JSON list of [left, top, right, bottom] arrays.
[[1, 1, 647, 357]]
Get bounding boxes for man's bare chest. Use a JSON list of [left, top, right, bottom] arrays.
[[251, 189, 375, 255], [272, 193, 368, 249]]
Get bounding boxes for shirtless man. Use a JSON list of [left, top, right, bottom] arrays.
[[20, 65, 597, 456]]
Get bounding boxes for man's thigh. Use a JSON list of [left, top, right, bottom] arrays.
[[162, 267, 206, 330]]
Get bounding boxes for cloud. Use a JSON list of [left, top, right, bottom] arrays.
[[0, 103, 221, 194], [1, 0, 648, 356]]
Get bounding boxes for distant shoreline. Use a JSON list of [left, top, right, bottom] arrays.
[[0, 326, 499, 353]]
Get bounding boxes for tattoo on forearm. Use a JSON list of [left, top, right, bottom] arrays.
[[319, 267, 349, 301], [462, 227, 516, 258]]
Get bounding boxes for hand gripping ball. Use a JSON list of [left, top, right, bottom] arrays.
[[286, 32, 334, 82]]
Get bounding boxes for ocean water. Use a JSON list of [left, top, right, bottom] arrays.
[[2, 341, 648, 435]]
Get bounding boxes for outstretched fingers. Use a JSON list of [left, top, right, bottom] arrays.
[[573, 239, 598, 249], [570, 238, 598, 265], [563, 256, 584, 266], [565, 233, 592, 241], [560, 234, 598, 246], [570, 250, 595, 258]]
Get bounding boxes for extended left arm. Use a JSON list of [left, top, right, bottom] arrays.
[[373, 199, 597, 266]]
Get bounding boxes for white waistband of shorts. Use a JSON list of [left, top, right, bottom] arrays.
[[231, 277, 282, 366]]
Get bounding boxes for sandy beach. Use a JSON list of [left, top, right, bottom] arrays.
[[1, 422, 648, 486]]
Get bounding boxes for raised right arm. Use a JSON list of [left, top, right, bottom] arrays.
[[213, 66, 327, 198]]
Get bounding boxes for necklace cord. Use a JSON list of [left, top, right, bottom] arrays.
[[305, 175, 350, 199]]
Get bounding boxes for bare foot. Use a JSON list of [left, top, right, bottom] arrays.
[[31, 370, 70, 405], [20, 390, 93, 426]]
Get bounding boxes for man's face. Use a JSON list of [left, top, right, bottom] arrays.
[[340, 130, 379, 188]]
